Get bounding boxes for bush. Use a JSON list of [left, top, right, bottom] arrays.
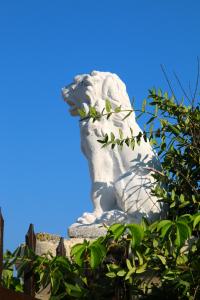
[[2, 88, 200, 299]]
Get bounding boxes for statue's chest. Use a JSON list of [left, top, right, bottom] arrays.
[[80, 120, 116, 138]]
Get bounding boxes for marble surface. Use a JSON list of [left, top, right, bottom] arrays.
[[62, 71, 162, 230]]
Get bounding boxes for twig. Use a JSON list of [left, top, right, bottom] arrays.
[[160, 64, 178, 104], [144, 167, 165, 177], [173, 71, 192, 104], [79, 109, 155, 122], [192, 56, 200, 109]]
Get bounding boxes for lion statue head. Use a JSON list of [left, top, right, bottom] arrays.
[[62, 71, 135, 119]]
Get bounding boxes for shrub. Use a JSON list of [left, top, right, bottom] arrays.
[[2, 88, 200, 299]]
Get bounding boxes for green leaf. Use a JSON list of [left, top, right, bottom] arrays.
[[179, 201, 190, 208], [136, 112, 144, 120], [150, 138, 157, 146], [109, 224, 125, 240], [157, 220, 173, 239], [115, 106, 121, 113], [161, 223, 173, 238], [118, 128, 123, 139], [158, 88, 162, 97], [51, 293, 67, 300], [175, 221, 191, 248], [170, 202, 175, 208], [65, 283, 83, 298], [156, 255, 166, 265], [77, 108, 87, 118], [157, 220, 173, 231], [153, 239, 158, 248], [180, 194, 185, 203], [105, 99, 112, 112], [171, 190, 175, 201], [130, 138, 135, 150], [117, 269, 126, 277], [71, 243, 86, 256], [136, 263, 147, 274], [149, 123, 154, 135], [104, 134, 109, 143], [89, 106, 97, 118], [110, 132, 115, 142], [141, 217, 149, 231], [71, 244, 86, 266], [92, 238, 106, 253], [146, 116, 156, 125], [136, 250, 144, 265], [125, 259, 136, 280], [97, 139, 106, 144], [106, 272, 116, 278], [123, 111, 132, 120], [176, 254, 188, 265], [161, 142, 166, 151], [90, 245, 102, 268], [107, 263, 120, 271], [142, 99, 146, 112], [160, 119, 168, 127], [192, 195, 197, 203], [154, 104, 158, 116], [149, 220, 159, 232], [126, 224, 144, 248], [178, 214, 193, 223], [125, 138, 130, 147], [106, 112, 112, 119], [126, 259, 134, 271], [167, 124, 180, 136], [143, 131, 147, 142], [193, 213, 200, 228], [125, 269, 135, 280], [136, 132, 142, 146], [51, 270, 62, 295], [163, 92, 168, 99]]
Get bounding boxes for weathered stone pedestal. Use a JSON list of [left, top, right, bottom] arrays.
[[35, 225, 107, 257]]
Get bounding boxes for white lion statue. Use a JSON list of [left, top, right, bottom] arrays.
[[62, 71, 162, 227]]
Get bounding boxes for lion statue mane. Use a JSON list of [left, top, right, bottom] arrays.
[[62, 71, 162, 227]]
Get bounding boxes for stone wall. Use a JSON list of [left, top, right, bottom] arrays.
[[35, 232, 92, 257]]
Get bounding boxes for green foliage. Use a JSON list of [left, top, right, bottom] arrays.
[[2, 215, 200, 299], [91, 89, 200, 219], [2, 249, 23, 292], [146, 89, 200, 218], [2, 87, 200, 299]]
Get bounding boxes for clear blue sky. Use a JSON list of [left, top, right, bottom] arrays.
[[0, 0, 200, 250]]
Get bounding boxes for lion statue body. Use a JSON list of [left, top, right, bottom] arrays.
[[62, 71, 162, 227]]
